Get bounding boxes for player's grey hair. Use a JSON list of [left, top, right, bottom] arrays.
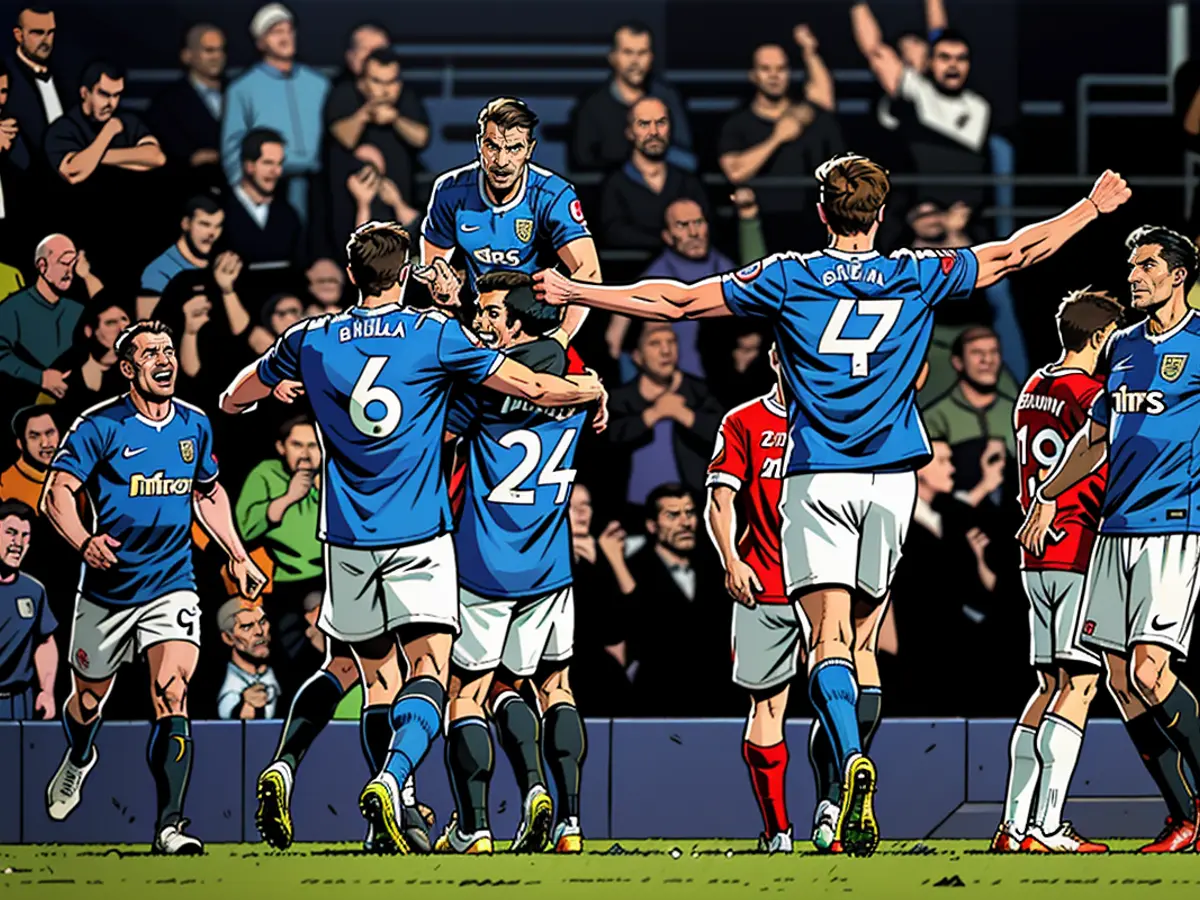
[[217, 598, 260, 634]]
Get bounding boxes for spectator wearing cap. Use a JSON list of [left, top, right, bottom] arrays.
[[222, 127, 302, 267], [147, 23, 226, 186], [137, 193, 225, 320], [0, 407, 58, 511], [598, 96, 707, 253], [247, 290, 303, 354], [221, 2, 330, 227], [571, 21, 695, 173], [216, 599, 281, 719], [0, 500, 57, 720], [0, 233, 103, 409]]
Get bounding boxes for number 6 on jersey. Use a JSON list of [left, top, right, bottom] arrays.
[[350, 356, 403, 438]]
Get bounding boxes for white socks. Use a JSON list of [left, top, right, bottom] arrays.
[[1003, 724, 1040, 834], [1033, 714, 1084, 835]]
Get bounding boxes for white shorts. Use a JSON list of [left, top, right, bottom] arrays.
[[1022, 570, 1101, 668], [321, 535, 459, 643], [1079, 534, 1200, 658], [451, 586, 574, 678], [731, 601, 804, 692], [780, 471, 917, 601], [70, 590, 201, 680]]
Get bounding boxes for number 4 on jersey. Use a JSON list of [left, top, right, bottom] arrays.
[[488, 428, 578, 505], [818, 298, 903, 377]]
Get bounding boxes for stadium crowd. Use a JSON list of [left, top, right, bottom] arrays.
[[0, 1, 1155, 724]]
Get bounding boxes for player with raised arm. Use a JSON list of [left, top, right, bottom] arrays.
[[417, 97, 600, 347], [221, 222, 603, 855], [41, 321, 264, 855], [535, 153, 1131, 856], [437, 271, 600, 856], [995, 290, 1123, 854], [1020, 227, 1200, 854]]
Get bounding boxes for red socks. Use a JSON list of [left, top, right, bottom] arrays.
[[742, 739, 790, 837]]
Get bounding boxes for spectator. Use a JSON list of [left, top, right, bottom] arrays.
[[0, 60, 32, 256], [4, 5, 70, 168], [57, 300, 129, 423], [608, 322, 724, 508], [221, 2, 331, 226], [0, 499, 57, 720], [223, 128, 301, 266], [248, 291, 303, 354], [923, 326, 1015, 509], [147, 24, 226, 183], [571, 21, 695, 172], [622, 484, 734, 716], [598, 96, 708, 253], [216, 599, 281, 720], [340, 151, 419, 245], [235, 414, 322, 692], [0, 257, 22, 301], [304, 256, 349, 315], [718, 26, 843, 250], [887, 442, 1010, 715], [333, 23, 389, 88], [876, 0, 948, 133], [852, 1, 990, 212], [138, 193, 225, 320], [0, 234, 103, 408], [46, 60, 165, 187], [0, 407, 57, 510], [163, 252, 250, 383], [321, 45, 428, 251], [908, 199, 972, 249]]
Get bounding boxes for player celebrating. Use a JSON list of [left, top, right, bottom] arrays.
[[438, 271, 596, 856], [1020, 226, 1200, 854], [41, 321, 264, 855], [418, 96, 600, 343], [996, 290, 1122, 854], [535, 154, 1131, 856], [221, 222, 603, 855]]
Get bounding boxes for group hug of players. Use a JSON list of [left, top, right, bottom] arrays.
[[36, 92, 1200, 859]]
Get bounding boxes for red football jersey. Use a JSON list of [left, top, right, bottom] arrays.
[[706, 393, 788, 603], [1015, 366, 1106, 573]]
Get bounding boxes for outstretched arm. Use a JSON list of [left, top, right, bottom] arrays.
[[220, 362, 273, 414], [482, 357, 604, 408], [534, 269, 730, 322], [926, 0, 949, 34], [972, 170, 1130, 289], [851, 2, 905, 97]]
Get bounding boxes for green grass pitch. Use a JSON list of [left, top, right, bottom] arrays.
[[3, 840, 1200, 898]]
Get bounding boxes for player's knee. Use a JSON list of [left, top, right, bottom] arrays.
[[153, 667, 190, 715], [1062, 670, 1100, 705], [325, 656, 359, 692], [750, 687, 787, 723], [1132, 653, 1168, 699], [76, 687, 106, 720]]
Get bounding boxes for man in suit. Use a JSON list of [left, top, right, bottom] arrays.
[[5, 6, 70, 168]]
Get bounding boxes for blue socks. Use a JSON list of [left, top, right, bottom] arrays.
[[808, 659, 861, 770], [63, 706, 101, 767], [382, 676, 445, 787]]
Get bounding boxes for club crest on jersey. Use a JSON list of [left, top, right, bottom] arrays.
[[940, 255, 956, 275], [1161, 353, 1188, 383], [179, 439, 195, 464], [515, 218, 534, 243], [735, 261, 762, 282]]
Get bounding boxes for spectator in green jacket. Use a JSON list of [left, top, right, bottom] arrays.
[[235, 413, 322, 692], [922, 326, 1015, 510]]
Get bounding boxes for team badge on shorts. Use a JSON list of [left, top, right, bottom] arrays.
[[515, 218, 534, 243], [75, 648, 89, 671], [735, 261, 762, 282], [179, 439, 195, 464], [1161, 354, 1189, 383], [15, 597, 34, 618]]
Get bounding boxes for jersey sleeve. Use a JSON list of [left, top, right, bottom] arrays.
[[437, 320, 503, 383], [913, 248, 979, 306], [719, 254, 789, 320], [421, 175, 457, 250], [706, 413, 751, 491], [50, 415, 107, 484], [194, 414, 220, 484], [256, 321, 307, 388], [541, 182, 591, 250]]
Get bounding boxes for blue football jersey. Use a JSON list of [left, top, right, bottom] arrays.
[[449, 339, 585, 598], [720, 247, 979, 474], [1089, 311, 1200, 534], [421, 161, 591, 290], [50, 396, 218, 607], [257, 304, 502, 548]]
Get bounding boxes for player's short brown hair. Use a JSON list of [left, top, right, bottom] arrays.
[[345, 221, 411, 298], [815, 153, 891, 236], [1056, 289, 1124, 352], [476, 270, 533, 293], [477, 97, 539, 141]]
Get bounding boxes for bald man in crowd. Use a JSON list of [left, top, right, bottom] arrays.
[[148, 23, 227, 180]]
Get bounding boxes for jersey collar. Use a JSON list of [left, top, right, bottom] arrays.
[[1144, 309, 1195, 344], [125, 393, 176, 431], [761, 393, 786, 417], [477, 163, 528, 214], [1038, 364, 1089, 378], [823, 248, 880, 262]]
